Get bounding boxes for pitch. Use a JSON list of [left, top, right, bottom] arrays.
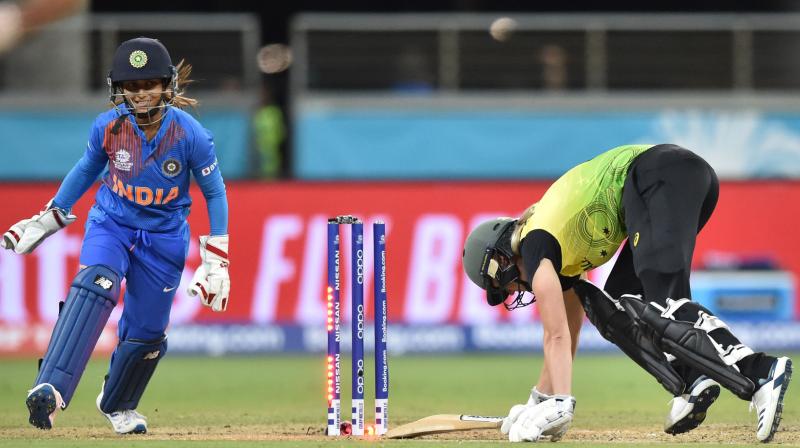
[[0, 354, 797, 447]]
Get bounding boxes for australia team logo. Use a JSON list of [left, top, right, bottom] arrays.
[[162, 158, 182, 177], [113, 149, 133, 171]]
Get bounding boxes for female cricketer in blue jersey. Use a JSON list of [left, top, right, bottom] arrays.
[[1, 37, 230, 434]]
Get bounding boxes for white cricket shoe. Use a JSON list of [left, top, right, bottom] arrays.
[[26, 383, 65, 430], [96, 386, 148, 434], [664, 375, 720, 435], [751, 356, 792, 443]]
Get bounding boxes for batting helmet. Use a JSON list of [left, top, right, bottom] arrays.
[[463, 217, 531, 308], [106, 37, 179, 119], [108, 37, 175, 83]]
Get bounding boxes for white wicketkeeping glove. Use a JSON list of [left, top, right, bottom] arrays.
[[501, 387, 552, 435], [508, 395, 576, 443], [1, 200, 76, 255], [187, 235, 230, 312]]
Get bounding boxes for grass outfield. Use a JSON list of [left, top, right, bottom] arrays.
[[0, 354, 797, 447]]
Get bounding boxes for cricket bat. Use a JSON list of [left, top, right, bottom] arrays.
[[384, 414, 503, 439]]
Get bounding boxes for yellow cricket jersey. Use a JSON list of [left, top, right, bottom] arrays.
[[518, 144, 654, 276]]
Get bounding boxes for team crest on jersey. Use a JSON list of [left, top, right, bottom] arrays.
[[162, 158, 182, 177], [113, 149, 133, 171]]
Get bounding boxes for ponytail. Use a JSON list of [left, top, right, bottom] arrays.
[[171, 59, 198, 109]]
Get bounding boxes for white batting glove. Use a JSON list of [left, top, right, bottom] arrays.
[[501, 404, 528, 435], [527, 386, 552, 406], [187, 235, 230, 312], [508, 395, 575, 443], [501, 387, 553, 435], [1, 200, 76, 255]]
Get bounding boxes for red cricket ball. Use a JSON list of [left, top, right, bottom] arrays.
[[340, 421, 353, 436]]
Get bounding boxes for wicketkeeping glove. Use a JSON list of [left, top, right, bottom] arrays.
[[508, 395, 576, 443], [187, 235, 230, 312], [1, 200, 76, 255]]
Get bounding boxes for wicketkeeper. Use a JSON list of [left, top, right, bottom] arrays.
[[3, 37, 231, 434], [462, 144, 791, 443]]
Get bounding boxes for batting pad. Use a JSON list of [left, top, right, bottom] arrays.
[[99, 336, 167, 413], [575, 281, 685, 396], [35, 265, 120, 406], [634, 298, 756, 400]]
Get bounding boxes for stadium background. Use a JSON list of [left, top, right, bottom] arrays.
[[0, 2, 799, 444], [1, 0, 798, 356], [0, 0, 800, 447]]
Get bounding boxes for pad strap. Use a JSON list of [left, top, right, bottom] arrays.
[[34, 265, 120, 406], [574, 280, 684, 395], [622, 295, 756, 399], [99, 336, 167, 413]]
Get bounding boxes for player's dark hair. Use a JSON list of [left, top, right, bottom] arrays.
[[170, 59, 198, 109]]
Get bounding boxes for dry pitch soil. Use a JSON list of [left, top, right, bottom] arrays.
[[1, 423, 799, 444]]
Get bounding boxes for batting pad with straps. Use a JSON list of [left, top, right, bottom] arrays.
[[35, 265, 120, 407], [620, 295, 756, 400], [99, 336, 167, 413], [573, 280, 685, 396]]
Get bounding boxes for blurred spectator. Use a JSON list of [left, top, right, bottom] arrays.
[[252, 81, 286, 179], [1, 0, 88, 92], [539, 44, 567, 90], [0, 0, 86, 53], [392, 46, 434, 93]]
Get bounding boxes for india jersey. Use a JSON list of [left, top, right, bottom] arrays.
[[78, 107, 221, 232], [519, 144, 654, 276]]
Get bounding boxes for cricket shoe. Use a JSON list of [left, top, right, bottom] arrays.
[[26, 383, 65, 430], [664, 375, 720, 435], [751, 356, 792, 443], [96, 386, 147, 434]]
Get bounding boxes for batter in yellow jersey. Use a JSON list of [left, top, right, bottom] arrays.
[[461, 144, 791, 444], [516, 144, 652, 276]]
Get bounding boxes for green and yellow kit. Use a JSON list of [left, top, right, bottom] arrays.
[[517, 144, 653, 277]]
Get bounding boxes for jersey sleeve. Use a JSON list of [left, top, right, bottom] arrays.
[[190, 127, 228, 236], [52, 117, 108, 211], [520, 229, 580, 291]]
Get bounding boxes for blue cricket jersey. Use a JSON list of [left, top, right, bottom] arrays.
[[53, 105, 228, 234]]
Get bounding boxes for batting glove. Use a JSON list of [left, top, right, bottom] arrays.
[[501, 387, 553, 435], [502, 404, 529, 435], [1, 200, 76, 255], [508, 395, 576, 443], [187, 235, 230, 312], [527, 386, 553, 406]]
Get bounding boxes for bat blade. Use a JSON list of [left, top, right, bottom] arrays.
[[385, 414, 503, 439]]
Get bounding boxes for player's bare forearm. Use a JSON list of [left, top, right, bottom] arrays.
[[536, 288, 582, 394], [563, 287, 585, 358], [533, 259, 572, 395]]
